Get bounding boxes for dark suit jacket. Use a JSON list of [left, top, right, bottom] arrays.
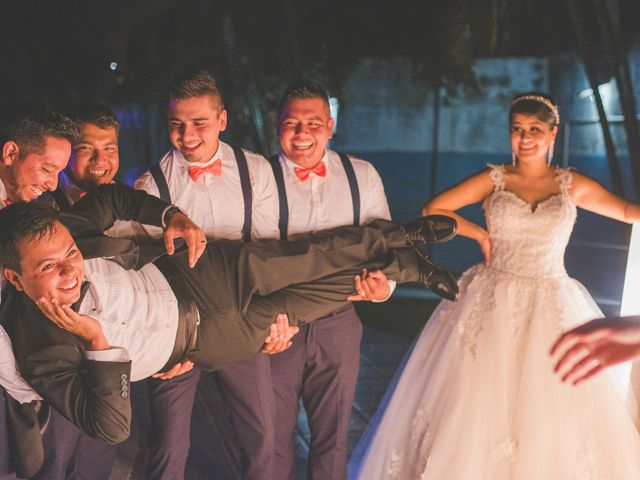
[[1, 183, 172, 477]]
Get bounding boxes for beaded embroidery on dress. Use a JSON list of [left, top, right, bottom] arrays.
[[349, 164, 640, 479]]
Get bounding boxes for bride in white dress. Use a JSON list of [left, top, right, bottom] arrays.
[[350, 93, 640, 479]]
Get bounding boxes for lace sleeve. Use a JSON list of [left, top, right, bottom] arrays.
[[555, 167, 575, 194], [486, 163, 506, 191]]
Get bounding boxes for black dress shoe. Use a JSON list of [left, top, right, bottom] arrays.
[[404, 214, 457, 245], [414, 248, 459, 301]]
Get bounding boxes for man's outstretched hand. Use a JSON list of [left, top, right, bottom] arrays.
[[551, 316, 640, 385], [164, 211, 207, 268], [261, 314, 299, 355]]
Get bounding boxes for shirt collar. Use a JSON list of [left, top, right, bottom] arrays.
[[279, 151, 329, 172]]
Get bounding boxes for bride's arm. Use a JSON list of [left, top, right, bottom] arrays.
[[422, 170, 495, 262], [570, 172, 640, 222]]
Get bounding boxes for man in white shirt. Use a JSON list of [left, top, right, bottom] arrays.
[[0, 102, 79, 479], [133, 70, 281, 478], [268, 80, 395, 480]]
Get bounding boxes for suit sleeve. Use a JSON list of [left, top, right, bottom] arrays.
[[60, 183, 170, 236], [21, 343, 132, 444]]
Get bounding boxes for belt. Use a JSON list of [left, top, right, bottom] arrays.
[[153, 257, 201, 371]]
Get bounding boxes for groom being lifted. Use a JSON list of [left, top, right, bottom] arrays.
[[0, 183, 457, 470]]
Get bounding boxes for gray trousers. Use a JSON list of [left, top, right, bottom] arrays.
[[161, 219, 418, 372], [31, 368, 201, 480], [216, 307, 361, 480], [271, 305, 362, 480]]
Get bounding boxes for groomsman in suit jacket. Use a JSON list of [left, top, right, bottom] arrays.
[[0, 102, 78, 479]]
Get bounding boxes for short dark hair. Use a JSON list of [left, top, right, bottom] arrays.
[[0, 202, 61, 273], [278, 80, 331, 116], [166, 70, 224, 111], [0, 101, 80, 158], [509, 92, 559, 127], [73, 101, 120, 136]]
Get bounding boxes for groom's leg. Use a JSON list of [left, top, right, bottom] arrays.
[[245, 247, 420, 327], [235, 219, 409, 298]]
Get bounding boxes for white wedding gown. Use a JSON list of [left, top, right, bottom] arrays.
[[350, 164, 640, 479]]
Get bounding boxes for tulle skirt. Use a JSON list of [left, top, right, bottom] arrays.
[[349, 264, 640, 479]]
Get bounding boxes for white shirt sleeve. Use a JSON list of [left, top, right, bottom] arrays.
[[85, 346, 130, 363], [249, 159, 281, 241], [0, 326, 42, 403], [133, 171, 164, 239], [362, 163, 391, 222]]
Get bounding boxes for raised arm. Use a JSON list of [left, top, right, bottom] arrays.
[[422, 169, 495, 262], [61, 182, 170, 235], [570, 172, 640, 222], [61, 183, 206, 267]]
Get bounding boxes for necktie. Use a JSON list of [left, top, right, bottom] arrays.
[[294, 162, 326, 182], [188, 159, 222, 182]]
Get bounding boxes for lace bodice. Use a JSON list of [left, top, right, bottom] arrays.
[[484, 164, 576, 278]]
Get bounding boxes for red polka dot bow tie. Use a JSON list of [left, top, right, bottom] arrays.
[[188, 159, 222, 182], [294, 162, 326, 182]]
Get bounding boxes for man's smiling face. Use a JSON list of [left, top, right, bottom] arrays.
[[5, 221, 85, 306]]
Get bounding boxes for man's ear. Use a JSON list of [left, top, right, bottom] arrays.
[[3, 267, 24, 292], [1, 141, 19, 166], [218, 109, 228, 132]]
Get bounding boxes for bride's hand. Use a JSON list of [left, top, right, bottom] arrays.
[[478, 233, 492, 263]]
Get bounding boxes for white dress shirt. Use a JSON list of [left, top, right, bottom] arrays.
[[277, 150, 396, 299], [276, 150, 391, 237], [135, 142, 279, 241], [80, 258, 179, 381]]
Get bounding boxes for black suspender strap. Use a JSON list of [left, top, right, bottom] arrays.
[[150, 163, 172, 204], [267, 154, 289, 240], [232, 146, 253, 243], [338, 152, 360, 226]]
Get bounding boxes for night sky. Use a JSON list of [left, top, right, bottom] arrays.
[[2, 0, 639, 106]]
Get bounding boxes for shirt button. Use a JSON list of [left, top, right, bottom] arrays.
[[121, 374, 128, 380], [121, 391, 128, 398]]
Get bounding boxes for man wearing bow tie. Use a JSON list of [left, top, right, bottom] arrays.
[[134, 70, 280, 479], [265, 80, 392, 480]]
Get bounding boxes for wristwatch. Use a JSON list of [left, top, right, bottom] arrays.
[[162, 205, 184, 228]]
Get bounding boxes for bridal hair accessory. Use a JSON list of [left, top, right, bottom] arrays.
[[511, 95, 560, 125]]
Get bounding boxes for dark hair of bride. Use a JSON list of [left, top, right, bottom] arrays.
[[509, 92, 559, 127]]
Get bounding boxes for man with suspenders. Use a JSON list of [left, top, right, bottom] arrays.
[[133, 70, 281, 479], [266, 80, 393, 480]]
